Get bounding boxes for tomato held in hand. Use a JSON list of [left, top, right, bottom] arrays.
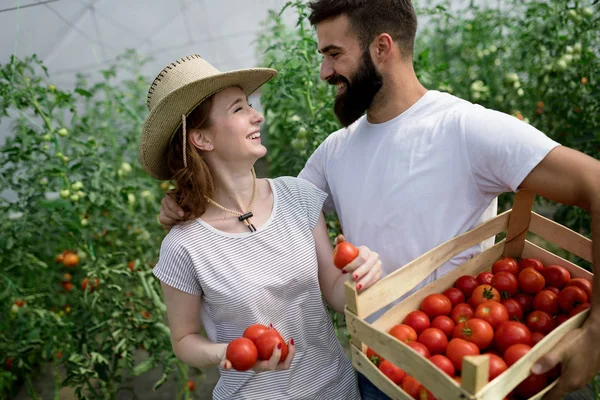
[[565, 278, 593, 300], [446, 338, 480, 371], [420, 294, 452, 318], [532, 290, 559, 315], [494, 321, 533, 354], [389, 324, 417, 343], [518, 258, 544, 272], [454, 275, 479, 298], [226, 337, 258, 371], [452, 318, 494, 350], [518, 268, 545, 294], [501, 298, 524, 321], [431, 315, 455, 338], [492, 257, 519, 276], [443, 288, 465, 307], [255, 330, 288, 362], [378, 360, 405, 384], [469, 285, 501, 308], [475, 300, 509, 329], [490, 271, 519, 298], [542, 265, 571, 289], [418, 328, 448, 355], [451, 303, 474, 325], [558, 286, 588, 313], [429, 354, 455, 377], [243, 324, 269, 343], [332, 241, 359, 269], [403, 311, 431, 335]]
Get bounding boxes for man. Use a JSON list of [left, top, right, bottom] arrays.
[[158, 1, 600, 399]]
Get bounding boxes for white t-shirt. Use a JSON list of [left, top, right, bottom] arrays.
[[299, 90, 560, 317]]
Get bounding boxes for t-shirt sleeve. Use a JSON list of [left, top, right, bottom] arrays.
[[461, 105, 561, 195], [153, 233, 202, 296], [294, 177, 328, 230], [298, 140, 336, 214]]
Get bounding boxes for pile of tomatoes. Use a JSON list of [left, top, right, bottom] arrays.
[[225, 324, 289, 371], [366, 257, 593, 399]]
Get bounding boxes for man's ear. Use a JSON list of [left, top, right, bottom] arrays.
[[189, 128, 214, 151], [372, 33, 394, 62]]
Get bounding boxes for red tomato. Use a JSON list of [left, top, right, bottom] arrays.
[[513, 293, 533, 315], [558, 286, 588, 313], [443, 288, 465, 307], [503, 343, 531, 366], [431, 315, 455, 338], [255, 330, 288, 362], [451, 303, 474, 325], [452, 318, 494, 350], [477, 271, 494, 285], [569, 302, 591, 317], [519, 258, 544, 272], [454, 275, 479, 298], [518, 268, 545, 294], [429, 354, 455, 377], [420, 294, 453, 318], [5, 357, 13, 370], [446, 338, 480, 371], [515, 373, 548, 398], [491, 271, 519, 298], [408, 341, 431, 358], [366, 347, 384, 365], [501, 298, 524, 321], [475, 300, 509, 329], [243, 324, 269, 343], [403, 311, 431, 335], [545, 286, 560, 295], [332, 241, 359, 269], [487, 353, 508, 381], [526, 310, 556, 334], [187, 380, 195, 391], [542, 265, 571, 289], [378, 360, 405, 384], [492, 257, 519, 276], [531, 332, 545, 345], [469, 285, 501, 308], [494, 321, 533, 354], [565, 278, 593, 300], [418, 328, 448, 355], [226, 337, 258, 371], [532, 290, 560, 315], [389, 324, 417, 343], [555, 314, 569, 326], [401, 375, 422, 399]]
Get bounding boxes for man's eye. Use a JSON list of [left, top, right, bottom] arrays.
[[330, 53, 339, 58]]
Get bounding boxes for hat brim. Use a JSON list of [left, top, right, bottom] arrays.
[[140, 67, 277, 180]]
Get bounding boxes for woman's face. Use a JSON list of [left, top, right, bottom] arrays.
[[203, 86, 266, 163]]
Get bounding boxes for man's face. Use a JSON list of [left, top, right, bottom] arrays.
[[316, 15, 383, 127]]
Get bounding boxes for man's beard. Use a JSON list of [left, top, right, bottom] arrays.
[[329, 49, 383, 127]]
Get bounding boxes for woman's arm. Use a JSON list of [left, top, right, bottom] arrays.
[[161, 282, 227, 369], [313, 213, 382, 313]]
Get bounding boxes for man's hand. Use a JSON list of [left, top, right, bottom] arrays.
[[159, 194, 185, 231], [532, 320, 600, 399]]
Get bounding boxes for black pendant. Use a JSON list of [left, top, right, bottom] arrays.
[[239, 211, 254, 222], [247, 223, 257, 233]]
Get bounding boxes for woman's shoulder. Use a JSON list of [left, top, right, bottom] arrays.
[[271, 176, 320, 194], [160, 219, 205, 252]]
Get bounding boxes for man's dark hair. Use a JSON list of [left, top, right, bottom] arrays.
[[308, 0, 417, 58]]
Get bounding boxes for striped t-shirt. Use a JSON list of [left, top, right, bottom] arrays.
[[153, 177, 360, 400]]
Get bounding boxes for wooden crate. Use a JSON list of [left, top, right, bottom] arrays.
[[344, 191, 593, 400]]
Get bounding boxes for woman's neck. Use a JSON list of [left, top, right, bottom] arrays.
[[210, 166, 256, 213]]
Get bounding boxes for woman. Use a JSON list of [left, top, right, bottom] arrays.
[[140, 54, 382, 399]]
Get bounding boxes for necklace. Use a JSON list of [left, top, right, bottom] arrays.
[[205, 168, 258, 232]]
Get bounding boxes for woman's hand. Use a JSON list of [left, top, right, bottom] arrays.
[[219, 338, 296, 372], [336, 235, 382, 292]]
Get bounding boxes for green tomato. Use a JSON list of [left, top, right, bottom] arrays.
[[70, 194, 80, 202], [41, 133, 52, 141], [573, 43, 582, 53], [556, 59, 568, 71], [39, 177, 49, 186], [127, 193, 136, 205], [80, 218, 89, 226], [582, 7, 593, 17], [71, 181, 84, 190], [120, 162, 132, 174], [57, 128, 68, 137], [566, 45, 574, 54], [59, 189, 70, 199]]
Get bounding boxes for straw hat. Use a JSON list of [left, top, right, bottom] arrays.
[[140, 54, 277, 180]]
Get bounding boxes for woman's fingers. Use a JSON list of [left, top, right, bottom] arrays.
[[276, 339, 295, 370], [356, 260, 382, 291]]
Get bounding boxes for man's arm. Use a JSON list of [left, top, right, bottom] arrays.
[[519, 145, 600, 399]]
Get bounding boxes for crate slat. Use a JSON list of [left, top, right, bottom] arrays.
[[503, 190, 535, 258], [522, 241, 592, 279], [462, 356, 490, 395], [529, 212, 593, 263]]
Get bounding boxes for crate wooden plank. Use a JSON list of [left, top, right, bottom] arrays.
[[372, 240, 505, 333], [462, 356, 490, 395], [352, 210, 511, 319], [504, 190, 535, 258], [476, 308, 589, 400], [522, 241, 593, 280], [350, 344, 414, 400], [346, 310, 470, 400], [529, 212, 593, 263]]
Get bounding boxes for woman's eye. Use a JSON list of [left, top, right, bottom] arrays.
[[234, 107, 243, 113]]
